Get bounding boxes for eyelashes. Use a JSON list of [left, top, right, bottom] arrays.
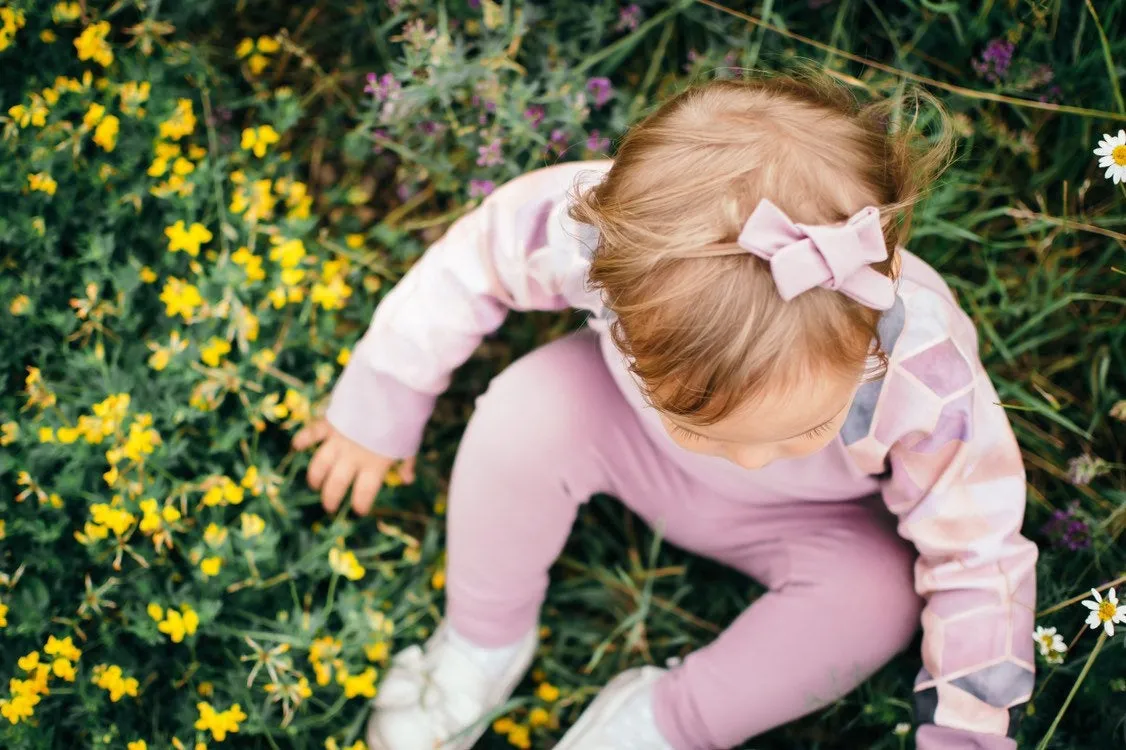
[[801, 421, 835, 440], [668, 421, 835, 443], [668, 423, 703, 442]]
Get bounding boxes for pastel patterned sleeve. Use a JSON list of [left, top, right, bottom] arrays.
[[326, 160, 610, 458], [844, 281, 1039, 750]]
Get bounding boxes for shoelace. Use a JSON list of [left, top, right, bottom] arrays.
[[373, 630, 492, 743]]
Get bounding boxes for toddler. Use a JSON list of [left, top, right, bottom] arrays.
[[295, 75, 1038, 750]]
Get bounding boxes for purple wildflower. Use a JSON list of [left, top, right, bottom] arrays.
[[469, 179, 495, 199], [1066, 453, 1110, 486], [365, 73, 401, 103], [973, 38, 1015, 82], [586, 130, 610, 153], [586, 77, 614, 109], [1040, 502, 1092, 551], [616, 4, 642, 32], [476, 138, 503, 167], [523, 105, 545, 128], [548, 128, 569, 155]]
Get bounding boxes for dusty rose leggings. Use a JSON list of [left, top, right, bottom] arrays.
[[445, 330, 922, 749]]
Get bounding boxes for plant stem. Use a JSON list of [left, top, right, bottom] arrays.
[[1034, 632, 1107, 750]]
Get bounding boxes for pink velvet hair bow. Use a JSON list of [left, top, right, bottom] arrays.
[[736, 198, 895, 311]]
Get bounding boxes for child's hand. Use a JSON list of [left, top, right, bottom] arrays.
[[292, 419, 415, 515]]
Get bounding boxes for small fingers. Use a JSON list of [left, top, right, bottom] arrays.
[[306, 440, 340, 491], [293, 419, 331, 451], [321, 460, 357, 514], [350, 469, 384, 516]]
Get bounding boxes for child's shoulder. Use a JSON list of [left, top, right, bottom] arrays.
[[892, 249, 981, 366]]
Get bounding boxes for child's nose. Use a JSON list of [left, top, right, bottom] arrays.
[[727, 444, 779, 470]]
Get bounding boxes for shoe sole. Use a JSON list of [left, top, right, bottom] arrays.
[[552, 667, 664, 749]]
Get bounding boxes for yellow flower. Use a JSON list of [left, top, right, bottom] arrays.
[[52, 2, 81, 22], [270, 237, 305, 268], [199, 337, 231, 367], [147, 603, 164, 621], [18, 652, 39, 671], [346, 233, 364, 249], [328, 548, 365, 581], [93, 664, 140, 702], [8, 97, 48, 128], [118, 81, 150, 117], [157, 605, 200, 643], [74, 21, 113, 67], [40, 29, 57, 43], [159, 98, 196, 140], [159, 278, 203, 320], [165, 220, 212, 256], [200, 556, 223, 577], [236, 36, 279, 75], [9, 294, 29, 315], [535, 682, 559, 702], [203, 523, 228, 547], [195, 701, 247, 741], [44, 635, 82, 662], [311, 276, 353, 311], [128, 741, 147, 750], [0, 601, 8, 628], [202, 476, 245, 507], [337, 348, 351, 366], [52, 657, 77, 682], [232, 246, 266, 282], [28, 172, 58, 196], [337, 667, 377, 699], [93, 114, 119, 151], [241, 125, 280, 157], [507, 724, 531, 749], [240, 513, 266, 538], [0, 693, 37, 724], [83, 102, 106, 128], [139, 266, 157, 283]]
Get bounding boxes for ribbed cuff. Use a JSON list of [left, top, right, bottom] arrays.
[[325, 358, 437, 460], [915, 724, 1018, 750]]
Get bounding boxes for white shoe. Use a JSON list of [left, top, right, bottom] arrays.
[[366, 622, 538, 750], [555, 666, 675, 750]]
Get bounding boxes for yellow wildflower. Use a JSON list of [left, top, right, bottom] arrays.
[[528, 707, 551, 728], [346, 233, 364, 249], [0, 422, 13, 445], [140, 266, 158, 283], [311, 276, 353, 311], [52, 657, 76, 682], [9, 294, 29, 315], [536, 682, 560, 702], [269, 237, 305, 268], [0, 693, 37, 724], [507, 724, 531, 749], [195, 701, 247, 742], [240, 513, 266, 538], [157, 604, 200, 643], [241, 125, 280, 157], [337, 348, 351, 366], [202, 476, 245, 507], [147, 603, 164, 621], [118, 80, 150, 117], [337, 667, 377, 699], [200, 556, 222, 577], [159, 98, 196, 140], [52, 2, 81, 22], [328, 548, 365, 581], [8, 96, 48, 128], [159, 278, 203, 320], [44, 635, 82, 662], [128, 741, 147, 750], [74, 21, 113, 67], [236, 35, 279, 75], [199, 337, 231, 367], [93, 114, 119, 151], [165, 221, 212, 256], [83, 102, 106, 128], [93, 664, 140, 702], [232, 246, 266, 282], [28, 172, 58, 196], [0, 601, 7, 628]]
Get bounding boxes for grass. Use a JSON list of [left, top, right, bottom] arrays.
[[1, 0, 1125, 748]]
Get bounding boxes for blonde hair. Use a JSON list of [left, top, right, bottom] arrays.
[[569, 70, 955, 425]]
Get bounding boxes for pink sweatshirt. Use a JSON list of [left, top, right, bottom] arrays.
[[327, 161, 1038, 747]]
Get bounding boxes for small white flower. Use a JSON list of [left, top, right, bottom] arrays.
[[1080, 587, 1126, 637], [1093, 130, 1126, 184], [893, 722, 911, 737], [1033, 625, 1068, 664]]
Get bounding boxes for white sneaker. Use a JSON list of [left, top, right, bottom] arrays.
[[555, 666, 675, 750], [366, 622, 538, 750]]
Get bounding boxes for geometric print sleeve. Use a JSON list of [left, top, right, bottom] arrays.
[[843, 282, 1039, 750], [325, 160, 610, 459]]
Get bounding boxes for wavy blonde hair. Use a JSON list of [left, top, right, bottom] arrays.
[[568, 71, 955, 425]]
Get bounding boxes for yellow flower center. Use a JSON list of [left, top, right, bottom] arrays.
[[1098, 598, 1116, 621], [1114, 144, 1126, 167]]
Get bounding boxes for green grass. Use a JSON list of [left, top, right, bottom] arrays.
[[1, 1, 1125, 748]]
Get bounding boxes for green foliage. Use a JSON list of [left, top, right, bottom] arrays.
[[0, 0, 1124, 748]]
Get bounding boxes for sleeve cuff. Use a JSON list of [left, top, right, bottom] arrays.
[[325, 356, 438, 460], [915, 724, 1018, 750]]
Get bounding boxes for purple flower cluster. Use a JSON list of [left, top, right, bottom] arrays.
[[586, 77, 613, 108], [477, 138, 503, 167], [469, 179, 495, 199], [1066, 453, 1110, 486], [973, 38, 1015, 82], [1040, 501, 1092, 551], [616, 4, 641, 32], [586, 130, 610, 153], [523, 105, 545, 129], [364, 73, 402, 103], [549, 128, 568, 155]]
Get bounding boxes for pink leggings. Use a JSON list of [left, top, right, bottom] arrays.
[[445, 330, 922, 749]]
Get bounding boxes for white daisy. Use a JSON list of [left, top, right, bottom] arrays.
[[1080, 587, 1126, 637], [1093, 130, 1126, 184], [1033, 625, 1067, 664]]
